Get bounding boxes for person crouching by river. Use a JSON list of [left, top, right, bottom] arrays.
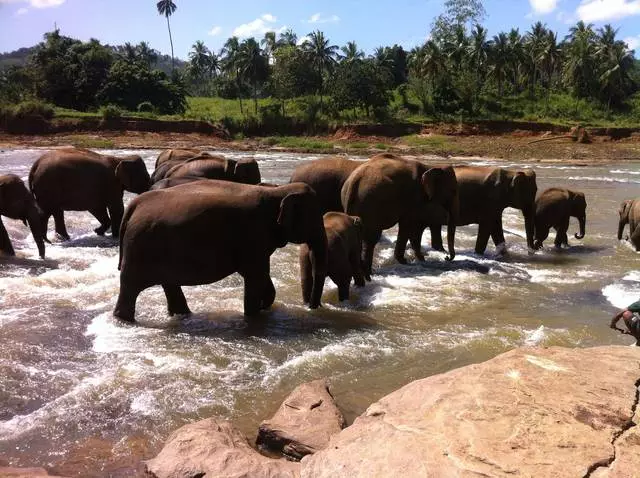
[[610, 301, 640, 345]]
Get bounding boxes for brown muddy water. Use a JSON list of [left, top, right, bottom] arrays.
[[1, 149, 639, 476]]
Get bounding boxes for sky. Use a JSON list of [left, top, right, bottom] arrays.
[[1, 0, 640, 58]]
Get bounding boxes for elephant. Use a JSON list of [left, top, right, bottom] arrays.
[[300, 212, 365, 303], [341, 153, 459, 278], [152, 152, 261, 186], [0, 174, 46, 259], [29, 147, 150, 240], [429, 166, 537, 255], [290, 157, 364, 213], [618, 199, 640, 251], [151, 177, 279, 191], [151, 148, 206, 183], [114, 180, 328, 322], [533, 188, 586, 250]]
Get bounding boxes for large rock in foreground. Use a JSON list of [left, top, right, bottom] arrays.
[[301, 346, 640, 478], [145, 418, 300, 478], [257, 379, 345, 460]]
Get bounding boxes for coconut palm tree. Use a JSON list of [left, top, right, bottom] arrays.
[[261, 31, 277, 62], [302, 30, 338, 106], [189, 40, 211, 87], [222, 36, 244, 113], [538, 30, 562, 105], [524, 22, 548, 96], [564, 21, 597, 98], [137, 41, 158, 67], [467, 24, 490, 98], [421, 40, 446, 90], [507, 28, 524, 93], [278, 29, 298, 48], [339, 41, 364, 63], [237, 38, 269, 114], [599, 43, 634, 113], [489, 32, 509, 96], [156, 0, 177, 71]]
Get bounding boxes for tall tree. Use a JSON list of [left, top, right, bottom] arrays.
[[261, 31, 277, 62], [156, 0, 177, 71], [237, 38, 269, 114], [524, 22, 548, 96], [340, 41, 365, 63], [222, 36, 244, 113], [137, 41, 158, 67], [302, 30, 338, 107], [278, 29, 298, 48], [489, 32, 509, 95]]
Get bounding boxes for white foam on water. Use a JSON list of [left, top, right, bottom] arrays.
[[610, 169, 640, 175], [564, 176, 640, 184], [527, 269, 585, 285], [602, 278, 640, 309], [524, 325, 546, 346]]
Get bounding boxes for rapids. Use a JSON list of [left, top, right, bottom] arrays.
[[0, 149, 638, 475]]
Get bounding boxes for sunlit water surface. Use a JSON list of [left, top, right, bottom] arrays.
[[1, 149, 639, 475]]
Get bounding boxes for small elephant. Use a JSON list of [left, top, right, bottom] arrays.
[[534, 188, 586, 250], [342, 153, 459, 278], [151, 148, 202, 183], [114, 180, 328, 322], [300, 212, 365, 302], [429, 166, 538, 255], [290, 157, 364, 213], [0, 174, 46, 258], [618, 199, 640, 251], [29, 147, 150, 240]]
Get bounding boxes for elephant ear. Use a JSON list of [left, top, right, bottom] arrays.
[[115, 157, 150, 194], [421, 168, 444, 200], [235, 159, 261, 185], [620, 200, 633, 219]]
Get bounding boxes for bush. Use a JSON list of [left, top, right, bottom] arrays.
[[0, 100, 54, 134], [13, 100, 54, 120], [100, 104, 123, 121], [137, 101, 154, 113]]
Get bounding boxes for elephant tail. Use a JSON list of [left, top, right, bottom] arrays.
[[342, 179, 359, 215], [28, 161, 37, 193], [118, 202, 135, 271]]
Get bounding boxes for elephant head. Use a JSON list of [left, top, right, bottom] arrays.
[[115, 156, 151, 194], [422, 166, 459, 261], [234, 158, 261, 185], [618, 200, 633, 240], [0, 174, 46, 258], [571, 191, 586, 240], [278, 188, 328, 309], [507, 169, 537, 250]]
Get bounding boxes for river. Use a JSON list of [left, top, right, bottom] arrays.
[[0, 148, 639, 476]]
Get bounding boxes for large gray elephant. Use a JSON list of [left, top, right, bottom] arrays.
[[618, 199, 640, 250], [114, 180, 328, 322], [534, 188, 586, 250], [341, 154, 459, 278], [300, 212, 365, 302], [429, 166, 538, 255], [151, 148, 202, 183], [152, 151, 261, 186], [290, 157, 364, 213], [29, 147, 150, 240], [0, 174, 46, 258]]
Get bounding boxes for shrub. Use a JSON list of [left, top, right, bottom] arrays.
[[137, 101, 154, 113], [13, 100, 54, 120], [100, 104, 123, 121], [0, 100, 54, 134]]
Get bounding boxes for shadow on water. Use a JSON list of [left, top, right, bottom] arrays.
[[0, 255, 59, 275], [373, 256, 492, 277], [59, 235, 118, 248]]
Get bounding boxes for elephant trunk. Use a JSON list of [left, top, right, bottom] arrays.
[[618, 218, 627, 240], [307, 233, 328, 309], [445, 197, 459, 261], [523, 206, 535, 250], [26, 204, 45, 259], [575, 215, 586, 240]]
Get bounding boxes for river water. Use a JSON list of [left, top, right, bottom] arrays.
[[1, 149, 639, 475]]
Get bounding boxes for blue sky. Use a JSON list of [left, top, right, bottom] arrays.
[[1, 0, 640, 57]]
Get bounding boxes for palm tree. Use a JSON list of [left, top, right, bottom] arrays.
[[340, 41, 364, 63], [445, 24, 469, 70], [599, 43, 634, 113], [137, 41, 158, 67], [489, 32, 509, 96], [524, 22, 548, 96], [222, 36, 244, 113], [507, 28, 524, 93], [538, 31, 562, 105], [278, 29, 298, 48], [189, 40, 211, 81], [237, 38, 268, 114], [261, 31, 277, 62], [302, 30, 338, 107], [421, 40, 446, 90], [207, 51, 220, 80], [156, 0, 177, 71], [121, 42, 138, 62], [564, 21, 597, 98]]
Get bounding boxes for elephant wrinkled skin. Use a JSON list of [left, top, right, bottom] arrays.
[[618, 198, 640, 251], [0, 174, 46, 259], [114, 180, 328, 322], [341, 154, 459, 278], [29, 147, 150, 240], [290, 157, 364, 213], [300, 212, 365, 303], [429, 166, 537, 255], [534, 187, 586, 250]]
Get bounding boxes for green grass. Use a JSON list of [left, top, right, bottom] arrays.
[[401, 134, 452, 148], [346, 142, 370, 149], [374, 143, 390, 150], [260, 136, 335, 151], [64, 135, 115, 148]]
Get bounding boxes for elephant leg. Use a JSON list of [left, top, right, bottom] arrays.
[[242, 257, 271, 317], [108, 199, 125, 239], [53, 210, 70, 241], [490, 217, 506, 248], [89, 208, 111, 236], [475, 221, 491, 255], [429, 225, 445, 252], [337, 281, 350, 302], [162, 285, 191, 316], [0, 219, 16, 256], [299, 248, 312, 304], [409, 229, 425, 262], [394, 223, 410, 264], [350, 247, 366, 287], [534, 223, 550, 250], [631, 226, 640, 251], [114, 276, 144, 323], [261, 276, 276, 310], [554, 218, 570, 249], [362, 230, 382, 280]]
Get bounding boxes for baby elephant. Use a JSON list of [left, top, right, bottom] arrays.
[[618, 198, 640, 250], [534, 188, 586, 250], [300, 212, 365, 302]]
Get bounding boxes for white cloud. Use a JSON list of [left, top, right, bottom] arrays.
[[297, 35, 311, 46], [576, 0, 640, 22], [15, 6, 28, 14], [529, 0, 558, 14], [624, 35, 640, 50], [306, 13, 340, 24], [232, 13, 283, 38], [208, 26, 222, 36], [0, 0, 64, 8]]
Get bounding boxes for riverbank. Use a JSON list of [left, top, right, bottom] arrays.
[[1, 127, 640, 162]]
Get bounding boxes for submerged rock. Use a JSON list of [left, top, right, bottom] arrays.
[[256, 379, 346, 460], [301, 346, 640, 478], [145, 418, 300, 478]]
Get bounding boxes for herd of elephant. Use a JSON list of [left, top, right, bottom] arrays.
[[9, 145, 640, 325]]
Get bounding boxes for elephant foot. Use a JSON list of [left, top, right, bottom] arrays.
[[55, 232, 70, 242], [495, 242, 507, 255], [432, 245, 445, 253], [94, 226, 108, 236], [394, 255, 408, 265], [113, 312, 135, 324], [354, 278, 366, 288]]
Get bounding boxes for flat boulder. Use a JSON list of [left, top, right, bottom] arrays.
[[257, 379, 345, 460], [301, 346, 640, 478], [145, 418, 300, 478]]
